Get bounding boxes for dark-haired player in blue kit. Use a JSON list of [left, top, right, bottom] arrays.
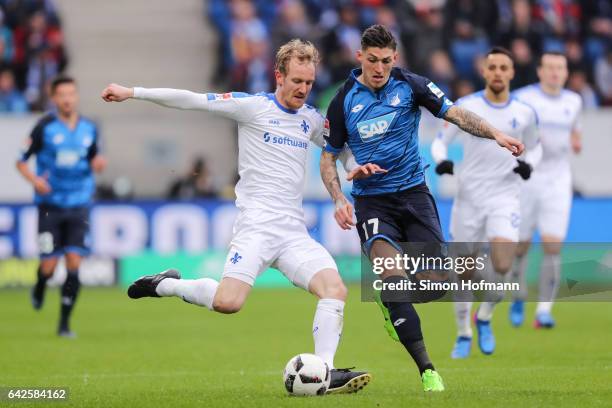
[[320, 25, 525, 392], [16, 76, 106, 338]]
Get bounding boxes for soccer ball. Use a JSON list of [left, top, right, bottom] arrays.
[[283, 353, 330, 396]]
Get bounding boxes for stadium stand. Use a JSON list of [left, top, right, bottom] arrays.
[[207, 0, 612, 107], [0, 0, 68, 112]]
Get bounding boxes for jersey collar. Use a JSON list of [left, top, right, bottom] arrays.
[[267, 93, 298, 114], [478, 90, 513, 109], [350, 68, 393, 95]]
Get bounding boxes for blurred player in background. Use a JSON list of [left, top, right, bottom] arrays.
[[101, 39, 381, 394], [509, 52, 582, 329], [432, 47, 542, 358], [16, 76, 107, 338], [321, 26, 524, 392]]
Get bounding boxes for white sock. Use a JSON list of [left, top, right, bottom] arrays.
[[478, 255, 503, 321], [509, 254, 529, 301], [536, 253, 560, 314], [477, 301, 496, 321], [313, 298, 344, 369], [156, 278, 219, 310], [454, 301, 473, 337]]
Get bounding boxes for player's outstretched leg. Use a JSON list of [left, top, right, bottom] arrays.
[[128, 269, 222, 311]]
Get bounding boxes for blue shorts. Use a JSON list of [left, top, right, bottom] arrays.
[[354, 182, 444, 257], [38, 205, 90, 258]]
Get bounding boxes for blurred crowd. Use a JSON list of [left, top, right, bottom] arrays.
[[0, 0, 68, 113], [207, 0, 612, 109]]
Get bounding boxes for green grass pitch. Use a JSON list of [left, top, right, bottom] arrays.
[[1, 286, 611, 407]]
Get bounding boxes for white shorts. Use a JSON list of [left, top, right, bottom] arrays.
[[519, 172, 572, 241], [450, 196, 520, 243], [222, 209, 337, 289]]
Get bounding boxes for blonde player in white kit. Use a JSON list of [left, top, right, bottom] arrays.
[[509, 52, 582, 329], [431, 47, 542, 358], [101, 40, 377, 394]]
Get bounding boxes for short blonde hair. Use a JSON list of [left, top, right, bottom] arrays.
[[275, 39, 320, 75]]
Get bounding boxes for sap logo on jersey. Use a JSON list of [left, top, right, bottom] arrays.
[[356, 112, 396, 142], [263, 132, 308, 149]]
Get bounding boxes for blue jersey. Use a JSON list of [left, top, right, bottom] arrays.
[[20, 113, 100, 208], [324, 67, 453, 196]]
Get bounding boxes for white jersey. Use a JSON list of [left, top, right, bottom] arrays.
[[513, 84, 582, 176], [431, 91, 541, 204], [133, 88, 357, 220]]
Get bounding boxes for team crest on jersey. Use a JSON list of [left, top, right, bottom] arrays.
[[82, 135, 93, 147], [356, 112, 396, 142], [52, 133, 64, 144], [427, 82, 444, 98], [389, 93, 400, 106], [300, 120, 310, 134]]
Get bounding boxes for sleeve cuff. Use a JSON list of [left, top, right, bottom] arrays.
[[133, 87, 144, 99], [436, 98, 453, 118], [324, 143, 343, 155]]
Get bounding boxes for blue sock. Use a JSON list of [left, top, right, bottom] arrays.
[[60, 270, 80, 330], [385, 300, 434, 374]]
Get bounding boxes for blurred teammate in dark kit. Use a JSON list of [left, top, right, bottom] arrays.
[[16, 76, 106, 338]]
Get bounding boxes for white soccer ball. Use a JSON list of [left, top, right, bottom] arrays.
[[283, 353, 330, 396]]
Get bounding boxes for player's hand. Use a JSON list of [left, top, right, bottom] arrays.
[[33, 176, 51, 195], [435, 160, 454, 175], [101, 83, 133, 102], [90, 155, 107, 173], [334, 195, 355, 230], [494, 133, 524, 157], [571, 133, 582, 154], [513, 159, 532, 180], [346, 163, 387, 181]]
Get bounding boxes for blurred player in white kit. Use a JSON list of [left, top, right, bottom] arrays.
[[509, 52, 582, 329], [431, 47, 542, 358]]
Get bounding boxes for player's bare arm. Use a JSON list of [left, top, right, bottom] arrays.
[[444, 105, 524, 156], [15, 161, 51, 194], [571, 129, 582, 154], [320, 151, 354, 230], [90, 155, 107, 173]]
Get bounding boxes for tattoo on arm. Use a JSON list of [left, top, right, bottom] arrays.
[[320, 151, 344, 202], [444, 105, 498, 140]]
